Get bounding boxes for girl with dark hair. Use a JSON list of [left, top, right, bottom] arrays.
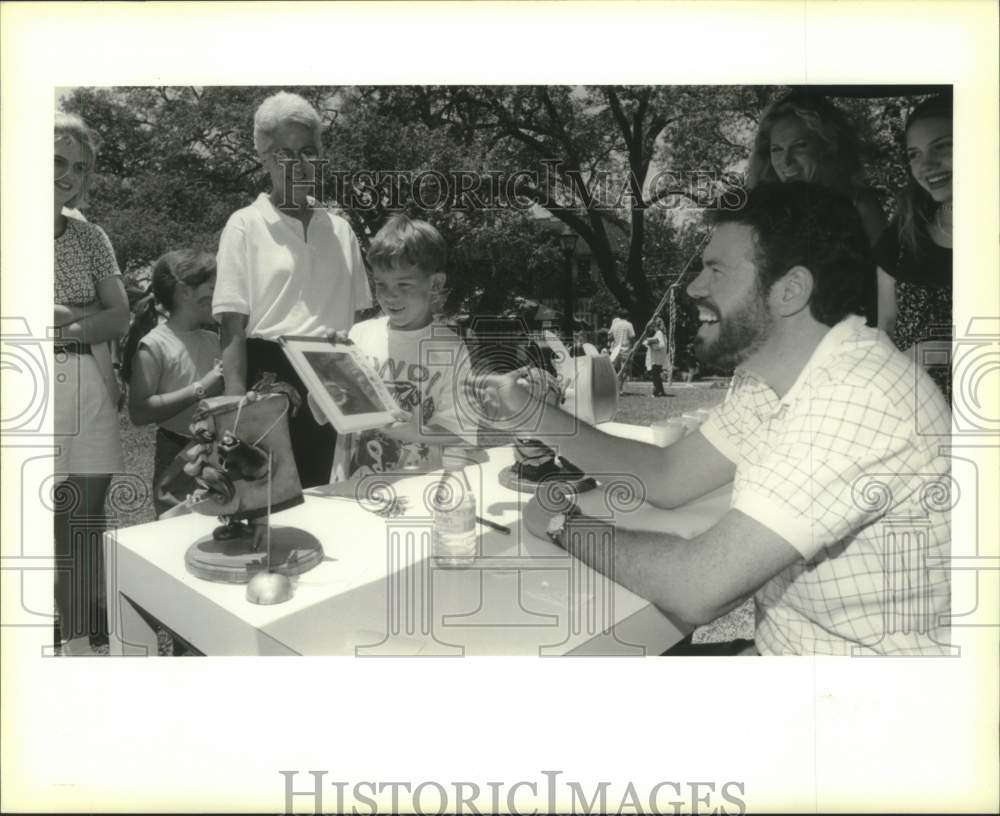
[[124, 249, 223, 517], [875, 94, 953, 399]]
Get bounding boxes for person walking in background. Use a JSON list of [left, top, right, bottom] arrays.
[[53, 113, 130, 656], [122, 250, 223, 518], [608, 311, 635, 373], [874, 94, 953, 400], [213, 91, 372, 487], [643, 316, 669, 397]]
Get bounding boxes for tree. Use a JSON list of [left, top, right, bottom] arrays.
[[61, 86, 340, 274], [60, 84, 932, 338]]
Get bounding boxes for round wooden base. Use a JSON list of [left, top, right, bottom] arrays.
[[184, 525, 324, 584]]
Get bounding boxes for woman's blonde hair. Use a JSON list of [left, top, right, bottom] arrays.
[[747, 90, 865, 193], [54, 111, 99, 208], [253, 91, 323, 155]]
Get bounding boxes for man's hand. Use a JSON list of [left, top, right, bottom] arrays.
[[471, 367, 563, 429]]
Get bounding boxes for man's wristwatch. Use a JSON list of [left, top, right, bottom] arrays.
[[193, 382, 207, 399], [546, 505, 581, 548]]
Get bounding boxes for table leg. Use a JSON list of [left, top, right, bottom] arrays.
[[107, 593, 160, 656], [104, 533, 159, 656]]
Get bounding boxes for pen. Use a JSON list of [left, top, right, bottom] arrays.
[[476, 515, 511, 535]]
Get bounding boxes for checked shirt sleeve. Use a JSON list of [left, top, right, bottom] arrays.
[[731, 383, 921, 561], [700, 372, 770, 463]]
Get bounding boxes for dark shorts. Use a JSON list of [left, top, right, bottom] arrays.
[[245, 338, 337, 489]]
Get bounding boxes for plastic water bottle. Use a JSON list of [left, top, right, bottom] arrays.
[[433, 490, 478, 568], [433, 450, 478, 568]]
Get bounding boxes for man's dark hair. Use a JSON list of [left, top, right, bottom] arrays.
[[711, 182, 875, 326]]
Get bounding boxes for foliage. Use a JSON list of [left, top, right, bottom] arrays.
[[61, 84, 932, 357]]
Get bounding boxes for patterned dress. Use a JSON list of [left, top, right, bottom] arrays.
[[875, 222, 953, 401], [55, 217, 120, 305], [53, 217, 124, 474]]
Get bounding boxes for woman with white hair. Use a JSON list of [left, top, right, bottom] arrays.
[[213, 91, 372, 487], [53, 112, 130, 655]]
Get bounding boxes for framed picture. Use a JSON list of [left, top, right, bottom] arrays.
[[279, 335, 399, 434]]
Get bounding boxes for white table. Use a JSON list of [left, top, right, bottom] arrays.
[[104, 426, 711, 656]]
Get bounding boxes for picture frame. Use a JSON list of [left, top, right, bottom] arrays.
[[279, 335, 399, 434]]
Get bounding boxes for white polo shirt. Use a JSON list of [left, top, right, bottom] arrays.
[[701, 315, 952, 656], [213, 194, 372, 340]]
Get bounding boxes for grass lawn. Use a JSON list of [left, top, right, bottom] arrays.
[[105, 374, 751, 653]]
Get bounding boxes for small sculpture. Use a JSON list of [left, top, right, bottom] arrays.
[[158, 380, 322, 586]]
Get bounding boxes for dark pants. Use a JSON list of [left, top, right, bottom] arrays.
[[650, 364, 665, 396], [53, 475, 110, 646], [245, 338, 337, 489]]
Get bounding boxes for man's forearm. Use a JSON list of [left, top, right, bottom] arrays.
[[532, 404, 667, 487], [562, 521, 729, 626]]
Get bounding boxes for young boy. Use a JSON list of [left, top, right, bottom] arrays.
[[329, 215, 475, 481]]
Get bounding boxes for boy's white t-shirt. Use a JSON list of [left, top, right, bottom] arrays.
[[331, 317, 475, 482]]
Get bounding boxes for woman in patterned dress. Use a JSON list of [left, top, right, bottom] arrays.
[[875, 95, 953, 400], [53, 113, 130, 655]]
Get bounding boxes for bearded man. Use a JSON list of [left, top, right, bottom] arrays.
[[486, 182, 951, 656]]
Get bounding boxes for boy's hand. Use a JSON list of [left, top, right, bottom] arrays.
[[326, 330, 353, 345], [389, 408, 414, 429], [307, 392, 330, 426]]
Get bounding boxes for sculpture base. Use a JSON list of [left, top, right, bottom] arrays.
[[185, 525, 323, 584], [497, 464, 597, 496]]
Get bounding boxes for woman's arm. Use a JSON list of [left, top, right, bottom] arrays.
[[219, 312, 249, 396], [54, 276, 130, 345], [54, 301, 96, 326], [128, 349, 224, 426], [876, 267, 897, 336]]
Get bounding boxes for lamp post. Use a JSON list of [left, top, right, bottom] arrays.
[[559, 228, 577, 337]]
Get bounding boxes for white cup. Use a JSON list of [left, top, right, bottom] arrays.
[[679, 413, 705, 434], [651, 418, 686, 447]]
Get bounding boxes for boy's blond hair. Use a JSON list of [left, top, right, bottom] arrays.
[[368, 215, 447, 276]]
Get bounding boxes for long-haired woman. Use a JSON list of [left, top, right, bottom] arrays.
[[875, 94, 953, 399]]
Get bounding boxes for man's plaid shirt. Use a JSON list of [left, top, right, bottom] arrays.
[[701, 316, 951, 655]]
